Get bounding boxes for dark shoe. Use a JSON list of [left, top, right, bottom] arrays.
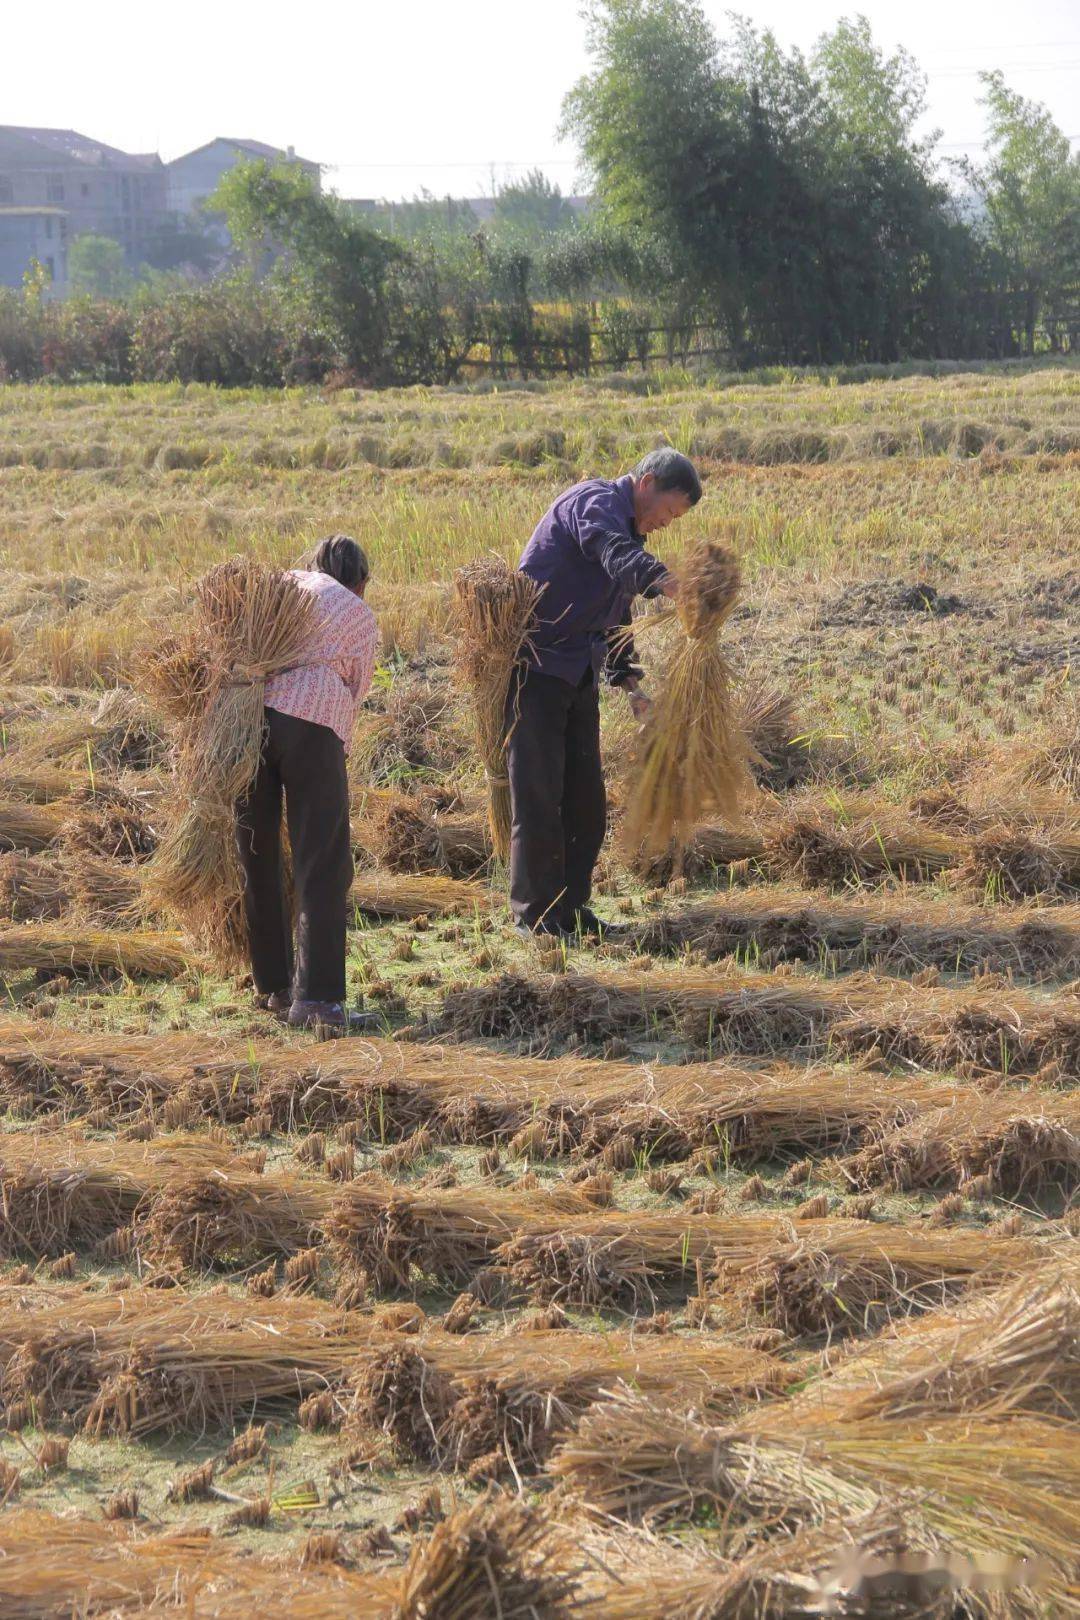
[[255, 990, 292, 1016], [287, 1000, 379, 1032]]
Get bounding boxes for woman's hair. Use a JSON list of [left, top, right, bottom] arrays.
[[312, 533, 370, 589]]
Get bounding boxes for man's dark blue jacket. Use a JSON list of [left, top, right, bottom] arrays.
[[517, 474, 668, 687]]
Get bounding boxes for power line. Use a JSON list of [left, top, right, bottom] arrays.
[[926, 61, 1080, 77], [327, 159, 578, 171]]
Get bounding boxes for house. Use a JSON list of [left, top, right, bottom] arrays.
[[0, 127, 167, 270], [166, 138, 320, 223], [0, 206, 68, 294]]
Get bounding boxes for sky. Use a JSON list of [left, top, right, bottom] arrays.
[[4, 0, 1078, 200]]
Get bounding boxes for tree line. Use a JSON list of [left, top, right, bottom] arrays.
[[2, 3, 1078, 386]]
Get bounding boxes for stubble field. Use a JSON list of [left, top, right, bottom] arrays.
[[0, 359, 1077, 1617]]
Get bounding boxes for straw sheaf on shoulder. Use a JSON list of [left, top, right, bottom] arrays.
[[139, 559, 319, 967]]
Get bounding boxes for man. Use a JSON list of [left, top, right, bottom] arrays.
[[507, 447, 702, 939]]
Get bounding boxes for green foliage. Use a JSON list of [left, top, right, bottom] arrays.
[[211, 159, 403, 379], [142, 217, 223, 275], [975, 72, 1080, 348], [492, 168, 578, 243], [364, 192, 479, 242], [69, 236, 132, 300], [560, 2, 1034, 363], [2, 23, 1078, 386]]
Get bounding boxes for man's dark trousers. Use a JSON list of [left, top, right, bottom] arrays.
[[506, 666, 606, 931], [236, 708, 354, 1002]]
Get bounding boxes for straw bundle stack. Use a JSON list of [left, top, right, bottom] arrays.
[[143, 559, 318, 967], [767, 799, 958, 887], [350, 871, 488, 920], [551, 1390, 1080, 1602], [0, 925, 191, 980], [438, 965, 1080, 1075], [0, 1131, 242, 1260], [811, 1263, 1080, 1423], [0, 1016, 956, 1164], [0, 853, 69, 921], [0, 796, 66, 854], [962, 823, 1080, 899], [0, 764, 78, 804], [0, 1498, 582, 1620], [452, 557, 544, 861], [58, 784, 157, 864], [715, 1222, 1027, 1338], [358, 1329, 793, 1471], [67, 853, 145, 926], [621, 543, 755, 860], [837, 1092, 1080, 1198], [0, 1285, 394, 1437], [635, 888, 1080, 981], [369, 795, 491, 878]]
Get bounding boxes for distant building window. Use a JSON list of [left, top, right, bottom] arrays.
[[44, 256, 55, 280], [121, 176, 131, 209], [44, 216, 53, 239], [80, 182, 90, 197], [46, 174, 65, 202], [0, 176, 12, 203]]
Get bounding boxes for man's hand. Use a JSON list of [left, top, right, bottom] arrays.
[[627, 687, 653, 723], [658, 573, 679, 601]]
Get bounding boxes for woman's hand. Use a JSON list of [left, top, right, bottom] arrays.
[[658, 573, 679, 601]]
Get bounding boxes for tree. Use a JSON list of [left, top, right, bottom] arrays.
[[492, 169, 577, 241], [366, 191, 478, 242], [211, 160, 403, 379], [561, 1, 980, 363], [69, 235, 131, 298], [975, 72, 1080, 352], [142, 217, 223, 276]]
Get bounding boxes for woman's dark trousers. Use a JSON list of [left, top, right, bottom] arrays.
[[506, 666, 606, 931], [236, 708, 353, 1003]]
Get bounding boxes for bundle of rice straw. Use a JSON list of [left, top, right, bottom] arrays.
[[141, 559, 318, 967], [621, 542, 755, 862], [0, 854, 69, 921], [452, 558, 544, 862]]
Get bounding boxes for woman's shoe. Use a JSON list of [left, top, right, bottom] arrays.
[[255, 990, 292, 1016]]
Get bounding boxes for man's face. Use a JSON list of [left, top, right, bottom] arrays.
[[633, 474, 693, 534]]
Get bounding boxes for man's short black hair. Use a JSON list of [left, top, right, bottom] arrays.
[[632, 448, 702, 505]]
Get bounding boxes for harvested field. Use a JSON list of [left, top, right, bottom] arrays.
[[1, 364, 1077, 1604], [328, 1177, 1035, 1308], [0, 1019, 992, 1164], [437, 966, 1080, 1076], [633, 890, 1080, 980], [648, 797, 1080, 897]]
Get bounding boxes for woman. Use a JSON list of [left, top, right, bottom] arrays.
[[236, 534, 378, 1030]]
